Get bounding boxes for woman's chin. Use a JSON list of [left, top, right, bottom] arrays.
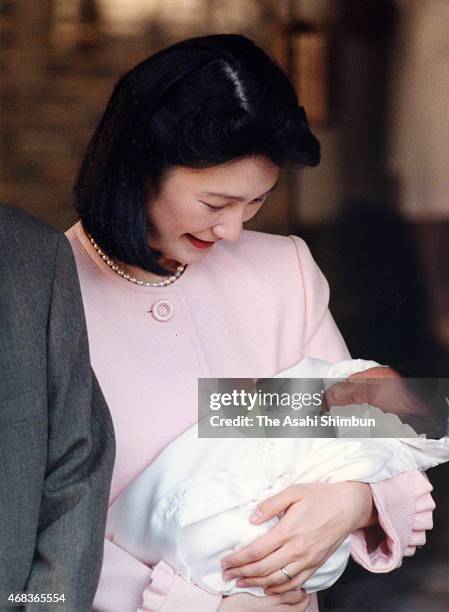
[[168, 243, 214, 266], [160, 249, 208, 268], [180, 251, 210, 266]]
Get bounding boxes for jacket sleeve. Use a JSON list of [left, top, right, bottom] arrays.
[[25, 235, 115, 611], [351, 471, 435, 571], [93, 539, 222, 612]]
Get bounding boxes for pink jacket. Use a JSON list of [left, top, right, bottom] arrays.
[[66, 223, 435, 612]]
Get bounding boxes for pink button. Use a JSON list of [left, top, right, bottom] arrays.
[[151, 300, 174, 322]]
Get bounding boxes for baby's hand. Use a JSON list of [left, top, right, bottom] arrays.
[[218, 589, 310, 611]]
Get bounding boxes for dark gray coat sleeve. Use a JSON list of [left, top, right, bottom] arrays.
[[25, 235, 115, 611]]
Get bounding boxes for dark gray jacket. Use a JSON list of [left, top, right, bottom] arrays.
[[0, 205, 115, 611]]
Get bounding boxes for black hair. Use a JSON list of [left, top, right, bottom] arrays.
[[75, 34, 320, 275]]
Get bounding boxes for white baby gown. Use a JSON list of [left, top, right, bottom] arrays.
[[106, 358, 449, 596]]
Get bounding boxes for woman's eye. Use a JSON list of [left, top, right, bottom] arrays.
[[200, 198, 265, 211], [200, 201, 222, 211]]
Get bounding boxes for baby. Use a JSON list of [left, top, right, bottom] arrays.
[[106, 357, 449, 597]]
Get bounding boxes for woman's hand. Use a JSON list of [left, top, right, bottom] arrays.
[[218, 589, 310, 611], [221, 481, 375, 594]]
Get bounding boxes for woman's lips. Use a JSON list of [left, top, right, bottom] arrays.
[[185, 234, 215, 250]]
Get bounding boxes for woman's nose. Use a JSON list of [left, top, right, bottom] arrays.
[[212, 220, 242, 242], [212, 210, 244, 242]]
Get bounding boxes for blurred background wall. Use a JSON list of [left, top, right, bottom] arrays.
[[1, 1, 448, 609]]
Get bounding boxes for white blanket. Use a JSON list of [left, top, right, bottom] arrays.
[[107, 358, 449, 596]]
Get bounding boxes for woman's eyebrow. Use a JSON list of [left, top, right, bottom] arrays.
[[200, 178, 279, 201]]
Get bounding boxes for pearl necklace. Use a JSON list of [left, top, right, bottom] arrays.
[[89, 236, 185, 287]]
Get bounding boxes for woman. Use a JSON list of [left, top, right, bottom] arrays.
[[67, 35, 434, 611]]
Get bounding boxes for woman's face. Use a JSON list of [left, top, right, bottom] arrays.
[[147, 155, 280, 266]]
